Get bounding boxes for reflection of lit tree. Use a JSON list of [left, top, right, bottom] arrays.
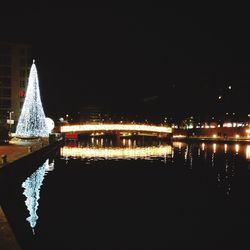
[[22, 159, 54, 234]]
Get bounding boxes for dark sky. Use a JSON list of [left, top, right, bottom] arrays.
[[2, 3, 250, 120]]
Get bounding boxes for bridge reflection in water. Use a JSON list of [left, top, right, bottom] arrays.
[[60, 144, 173, 160], [60, 139, 250, 161]]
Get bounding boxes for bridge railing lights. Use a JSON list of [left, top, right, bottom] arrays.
[[60, 123, 172, 134]]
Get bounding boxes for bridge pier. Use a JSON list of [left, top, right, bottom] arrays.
[[114, 131, 122, 146]]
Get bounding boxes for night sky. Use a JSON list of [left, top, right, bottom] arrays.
[[2, 4, 250, 120]]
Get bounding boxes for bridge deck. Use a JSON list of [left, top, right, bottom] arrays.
[[61, 124, 172, 134]]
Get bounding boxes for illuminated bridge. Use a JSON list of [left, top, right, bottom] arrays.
[[60, 123, 172, 138]]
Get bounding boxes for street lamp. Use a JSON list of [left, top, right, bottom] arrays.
[[8, 111, 14, 134]]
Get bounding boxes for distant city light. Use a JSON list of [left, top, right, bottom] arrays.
[[187, 125, 193, 129], [218, 96, 222, 100], [223, 123, 232, 127], [228, 85, 232, 90], [173, 135, 186, 138]]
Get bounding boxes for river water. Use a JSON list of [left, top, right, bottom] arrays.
[[2, 138, 250, 249]]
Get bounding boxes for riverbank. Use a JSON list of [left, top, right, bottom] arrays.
[[0, 133, 63, 166], [0, 138, 49, 166], [0, 139, 63, 183]]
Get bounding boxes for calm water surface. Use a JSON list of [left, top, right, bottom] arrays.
[[2, 138, 250, 249]]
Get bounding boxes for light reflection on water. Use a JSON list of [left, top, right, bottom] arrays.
[[60, 138, 250, 198], [247, 145, 250, 159], [14, 138, 250, 247], [61, 145, 173, 160], [60, 139, 250, 161], [22, 159, 54, 234]]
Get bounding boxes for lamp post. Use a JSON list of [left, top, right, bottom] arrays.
[[8, 111, 14, 134]]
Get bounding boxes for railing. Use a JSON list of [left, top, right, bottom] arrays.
[[60, 123, 172, 134]]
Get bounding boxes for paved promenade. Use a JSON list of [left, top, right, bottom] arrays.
[[0, 144, 29, 165], [0, 140, 49, 166]]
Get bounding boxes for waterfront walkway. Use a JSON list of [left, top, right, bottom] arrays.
[[0, 145, 29, 165], [0, 140, 49, 167]]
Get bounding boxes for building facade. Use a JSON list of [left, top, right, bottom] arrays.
[[79, 106, 104, 123], [0, 42, 32, 126]]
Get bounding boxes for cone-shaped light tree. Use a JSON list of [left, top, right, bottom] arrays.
[[16, 60, 48, 137]]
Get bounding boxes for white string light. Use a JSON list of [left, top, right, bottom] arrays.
[[16, 60, 48, 137], [61, 124, 172, 134]]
